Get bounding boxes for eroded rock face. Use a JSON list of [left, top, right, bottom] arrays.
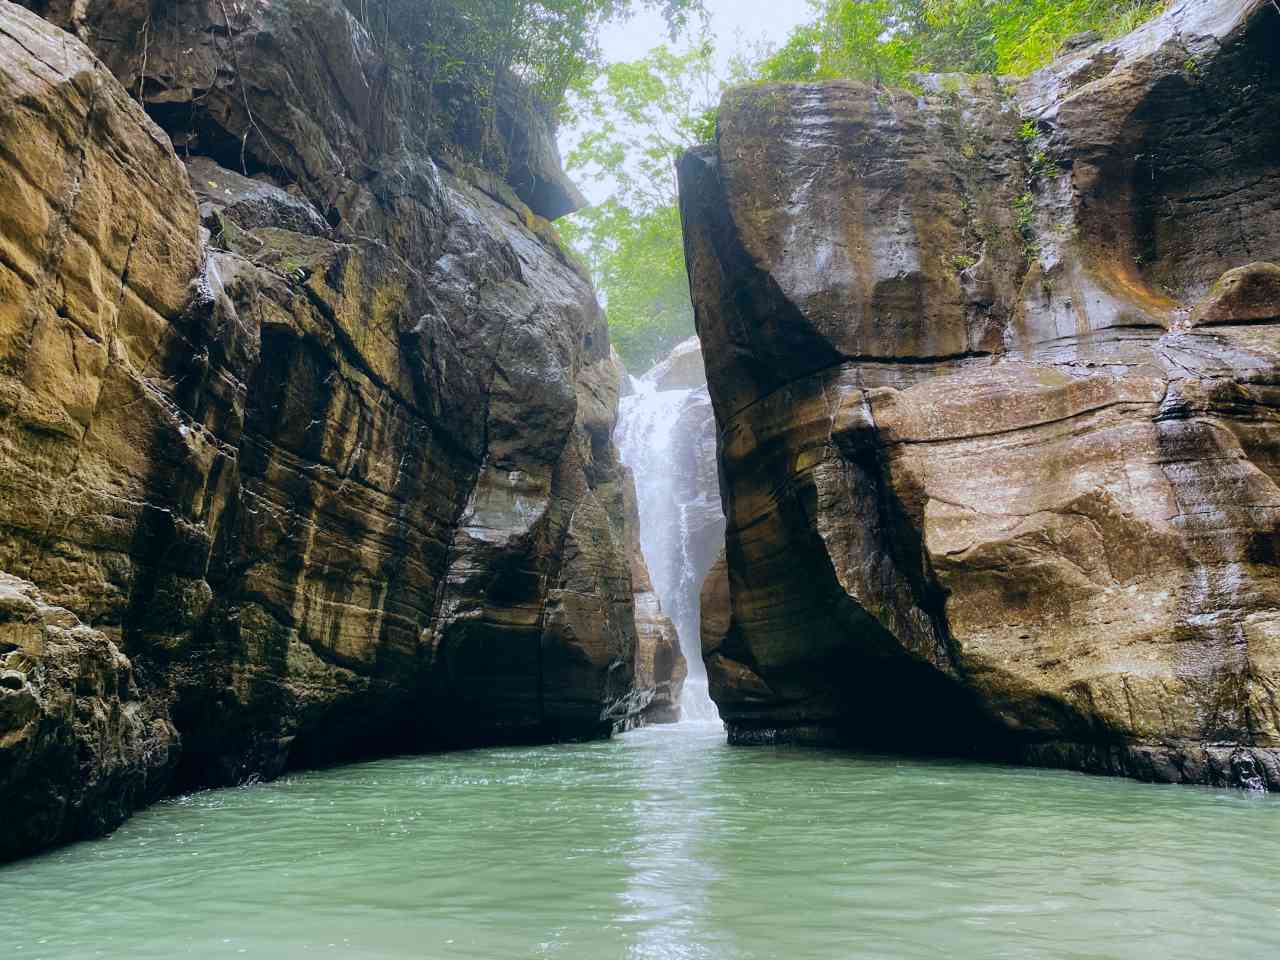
[[20, 0, 584, 221], [0, 575, 178, 861], [682, 0, 1280, 787], [0, 0, 648, 859]]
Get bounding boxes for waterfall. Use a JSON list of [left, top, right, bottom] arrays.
[[616, 359, 724, 723]]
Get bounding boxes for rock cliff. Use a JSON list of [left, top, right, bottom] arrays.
[[683, 0, 1280, 788], [0, 0, 676, 861]]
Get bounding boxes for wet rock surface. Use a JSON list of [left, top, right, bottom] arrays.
[[20, 0, 583, 222], [682, 0, 1280, 787], [0, 0, 654, 859], [0, 574, 178, 861]]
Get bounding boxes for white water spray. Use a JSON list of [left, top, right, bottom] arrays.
[[616, 360, 724, 723]]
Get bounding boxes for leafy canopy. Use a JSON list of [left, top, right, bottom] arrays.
[[393, 0, 706, 125], [562, 42, 721, 370], [753, 0, 1166, 84]]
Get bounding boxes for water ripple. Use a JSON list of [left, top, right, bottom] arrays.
[[3, 724, 1279, 959]]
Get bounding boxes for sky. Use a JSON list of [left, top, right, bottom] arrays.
[[560, 0, 815, 205], [597, 0, 813, 66]]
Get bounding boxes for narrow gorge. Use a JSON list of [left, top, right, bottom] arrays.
[[616, 337, 724, 720], [1, 0, 1279, 955]]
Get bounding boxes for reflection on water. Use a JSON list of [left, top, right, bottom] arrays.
[[621, 722, 722, 960], [5, 723, 1280, 959]]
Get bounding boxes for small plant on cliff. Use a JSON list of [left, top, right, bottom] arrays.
[[1016, 117, 1061, 182], [1014, 191, 1039, 260], [1029, 148, 1058, 180]]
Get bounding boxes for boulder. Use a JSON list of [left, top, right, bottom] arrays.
[[681, 0, 1280, 787], [0, 0, 642, 860], [1189, 262, 1280, 326], [644, 336, 710, 391]]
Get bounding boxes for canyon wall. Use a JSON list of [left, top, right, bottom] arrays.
[[0, 0, 677, 861], [684, 0, 1280, 788]]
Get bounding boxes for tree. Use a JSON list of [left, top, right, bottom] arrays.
[[562, 42, 720, 370], [750, 0, 1165, 83], [370, 0, 706, 166]]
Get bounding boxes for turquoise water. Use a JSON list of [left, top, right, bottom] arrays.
[[5, 723, 1279, 959]]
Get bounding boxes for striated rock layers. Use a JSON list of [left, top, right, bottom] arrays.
[[683, 0, 1280, 788], [0, 0, 677, 861]]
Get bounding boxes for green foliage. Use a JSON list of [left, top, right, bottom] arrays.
[[751, 1, 920, 87], [567, 43, 720, 209], [371, 0, 705, 149], [748, 0, 1166, 83], [751, 26, 824, 83], [560, 201, 693, 369], [563, 42, 723, 370], [923, 0, 1166, 75], [1029, 148, 1056, 180], [1013, 191, 1038, 259]]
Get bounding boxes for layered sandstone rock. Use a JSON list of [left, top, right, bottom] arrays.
[[0, 574, 178, 861], [0, 0, 665, 859], [683, 0, 1280, 787]]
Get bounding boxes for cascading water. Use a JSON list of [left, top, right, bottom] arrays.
[[615, 347, 725, 723]]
